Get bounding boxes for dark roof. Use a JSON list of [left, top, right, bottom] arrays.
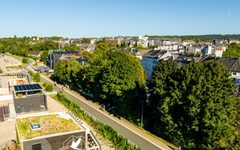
[[143, 50, 168, 58], [14, 84, 42, 92], [52, 50, 79, 55], [217, 58, 240, 72]]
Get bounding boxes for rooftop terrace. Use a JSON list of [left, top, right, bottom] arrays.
[[16, 113, 81, 140]]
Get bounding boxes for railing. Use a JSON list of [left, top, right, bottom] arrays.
[[88, 130, 101, 150], [67, 111, 101, 150], [61, 135, 85, 150]]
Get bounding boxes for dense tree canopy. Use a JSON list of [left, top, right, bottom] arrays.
[[148, 60, 240, 149], [40, 51, 48, 63], [0, 37, 58, 57], [81, 38, 91, 44], [54, 57, 82, 86], [54, 42, 146, 124], [63, 44, 80, 51], [81, 42, 146, 122], [223, 43, 240, 57]]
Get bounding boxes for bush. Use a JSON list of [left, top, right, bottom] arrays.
[[22, 57, 28, 64], [54, 92, 140, 150], [42, 82, 53, 92], [32, 73, 41, 82]]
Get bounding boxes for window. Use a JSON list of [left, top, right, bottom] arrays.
[[153, 60, 157, 64], [32, 143, 42, 150]]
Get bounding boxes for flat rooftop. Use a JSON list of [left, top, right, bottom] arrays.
[[16, 113, 81, 140]]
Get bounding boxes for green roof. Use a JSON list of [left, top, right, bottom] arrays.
[[16, 114, 80, 140]]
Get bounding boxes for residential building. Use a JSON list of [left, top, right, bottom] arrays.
[[105, 39, 119, 46], [128, 40, 135, 48], [229, 39, 240, 44], [138, 36, 149, 48], [216, 57, 240, 79], [141, 50, 172, 80], [189, 45, 202, 54], [201, 45, 212, 55], [13, 84, 47, 113], [16, 112, 100, 150], [212, 47, 223, 58], [46, 50, 80, 69]]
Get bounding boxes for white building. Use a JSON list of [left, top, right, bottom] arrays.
[[213, 49, 223, 58], [202, 45, 212, 55], [138, 36, 149, 48], [141, 50, 172, 81]]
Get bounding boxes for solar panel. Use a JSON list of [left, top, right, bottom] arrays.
[[19, 86, 24, 91], [33, 84, 38, 89], [36, 84, 42, 89], [14, 84, 42, 92]]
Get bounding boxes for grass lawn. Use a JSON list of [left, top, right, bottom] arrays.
[[17, 114, 80, 139]]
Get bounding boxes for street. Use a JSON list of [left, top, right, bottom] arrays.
[[39, 75, 175, 150], [26, 59, 176, 150]]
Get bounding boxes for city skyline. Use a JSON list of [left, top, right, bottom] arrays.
[[0, 0, 240, 37]]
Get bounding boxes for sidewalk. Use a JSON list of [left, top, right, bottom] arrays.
[[58, 84, 177, 150], [27, 62, 177, 150]]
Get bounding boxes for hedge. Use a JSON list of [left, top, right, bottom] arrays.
[[54, 92, 140, 150]]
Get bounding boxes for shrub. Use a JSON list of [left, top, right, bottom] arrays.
[[45, 84, 53, 92], [22, 57, 28, 64], [42, 82, 53, 92], [54, 92, 140, 150], [32, 73, 41, 82]]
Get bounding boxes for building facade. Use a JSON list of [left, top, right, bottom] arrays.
[[13, 84, 47, 113], [16, 112, 101, 150], [141, 50, 172, 81]]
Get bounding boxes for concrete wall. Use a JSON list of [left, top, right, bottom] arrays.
[[23, 131, 86, 150], [0, 105, 9, 121], [14, 94, 47, 113]]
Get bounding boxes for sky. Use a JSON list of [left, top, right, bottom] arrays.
[[0, 0, 240, 38]]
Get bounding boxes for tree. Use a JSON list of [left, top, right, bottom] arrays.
[[81, 38, 90, 44], [54, 61, 68, 83], [147, 60, 179, 130], [22, 57, 29, 64], [40, 51, 48, 64], [42, 82, 53, 92], [81, 42, 146, 122], [50, 36, 63, 41], [148, 60, 239, 149], [65, 58, 82, 85], [54, 58, 82, 86], [63, 44, 80, 51], [82, 51, 92, 60], [32, 72, 41, 82], [223, 43, 240, 57], [0, 37, 58, 57]]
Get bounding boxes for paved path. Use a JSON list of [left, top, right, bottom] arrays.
[[0, 120, 16, 147], [26, 61, 177, 150]]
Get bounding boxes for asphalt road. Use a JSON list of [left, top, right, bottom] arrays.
[[26, 60, 174, 150]]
